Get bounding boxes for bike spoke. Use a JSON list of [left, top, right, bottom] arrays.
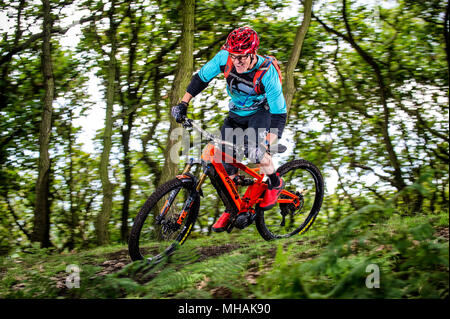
[[256, 160, 324, 239], [129, 178, 199, 262]]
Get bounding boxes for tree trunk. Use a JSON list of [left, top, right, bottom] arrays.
[[153, 0, 194, 238], [96, 2, 118, 246], [445, 1, 449, 105], [120, 111, 135, 243], [159, 0, 194, 186], [32, 0, 53, 248], [67, 109, 77, 250], [120, 7, 140, 243], [341, 0, 405, 191], [283, 0, 313, 113], [142, 69, 163, 189]]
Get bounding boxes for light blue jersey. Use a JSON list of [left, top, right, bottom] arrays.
[[198, 50, 287, 117]]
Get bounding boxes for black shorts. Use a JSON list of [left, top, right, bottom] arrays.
[[220, 107, 272, 174]]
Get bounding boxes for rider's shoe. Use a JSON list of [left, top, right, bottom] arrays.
[[212, 212, 231, 232], [259, 174, 285, 211]]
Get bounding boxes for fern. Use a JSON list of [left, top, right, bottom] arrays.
[[253, 175, 449, 299]]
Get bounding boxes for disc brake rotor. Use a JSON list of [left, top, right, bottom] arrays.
[[160, 216, 181, 240]]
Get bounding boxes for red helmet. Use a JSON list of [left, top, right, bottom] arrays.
[[222, 27, 259, 55]]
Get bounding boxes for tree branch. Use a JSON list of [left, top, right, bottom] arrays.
[[3, 193, 32, 241], [313, 0, 406, 190], [0, 14, 103, 67], [349, 162, 394, 184]]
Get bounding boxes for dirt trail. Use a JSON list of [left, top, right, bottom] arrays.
[[93, 243, 243, 277]]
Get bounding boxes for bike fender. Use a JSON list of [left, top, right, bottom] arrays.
[[175, 173, 203, 197], [175, 174, 195, 186], [175, 174, 192, 181]]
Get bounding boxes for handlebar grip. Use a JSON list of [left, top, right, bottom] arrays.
[[268, 143, 287, 154], [182, 117, 193, 128]]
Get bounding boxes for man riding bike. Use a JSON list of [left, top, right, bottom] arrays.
[[171, 26, 287, 232]]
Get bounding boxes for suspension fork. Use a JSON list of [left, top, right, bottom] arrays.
[[176, 192, 198, 225], [155, 187, 181, 224], [156, 159, 200, 224], [182, 158, 194, 174], [175, 163, 206, 226], [175, 172, 206, 228], [196, 166, 209, 192], [182, 157, 207, 193]]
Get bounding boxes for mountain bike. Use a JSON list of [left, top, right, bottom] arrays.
[[128, 117, 324, 262]]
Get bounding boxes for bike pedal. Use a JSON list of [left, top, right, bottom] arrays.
[[225, 215, 237, 233], [226, 224, 234, 233]]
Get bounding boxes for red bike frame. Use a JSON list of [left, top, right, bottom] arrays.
[[197, 143, 301, 216]]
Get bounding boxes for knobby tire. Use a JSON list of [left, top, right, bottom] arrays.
[[255, 159, 324, 240], [128, 177, 200, 262]]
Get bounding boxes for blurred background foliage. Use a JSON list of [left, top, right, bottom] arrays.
[[0, 0, 448, 263]]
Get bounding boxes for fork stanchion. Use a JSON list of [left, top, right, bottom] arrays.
[[196, 167, 209, 192], [182, 158, 194, 174]]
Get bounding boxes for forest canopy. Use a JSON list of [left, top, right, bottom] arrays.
[[0, 0, 448, 254]]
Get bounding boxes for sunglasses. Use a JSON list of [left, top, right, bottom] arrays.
[[230, 53, 250, 62]]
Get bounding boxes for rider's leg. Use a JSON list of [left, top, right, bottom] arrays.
[[257, 146, 284, 211], [258, 152, 281, 187], [246, 107, 280, 187], [258, 152, 275, 174]]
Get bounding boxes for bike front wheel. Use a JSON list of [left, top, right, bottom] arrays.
[[255, 159, 324, 240], [128, 176, 200, 262]]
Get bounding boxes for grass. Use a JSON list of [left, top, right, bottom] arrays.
[[0, 210, 447, 299]]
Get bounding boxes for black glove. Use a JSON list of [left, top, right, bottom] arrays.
[[171, 101, 188, 123]]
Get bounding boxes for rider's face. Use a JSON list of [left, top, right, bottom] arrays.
[[230, 53, 252, 73]]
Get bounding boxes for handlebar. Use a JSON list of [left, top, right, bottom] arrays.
[[181, 117, 287, 155], [182, 117, 235, 148]]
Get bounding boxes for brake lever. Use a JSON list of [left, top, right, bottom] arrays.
[[182, 117, 193, 128], [267, 143, 287, 154]]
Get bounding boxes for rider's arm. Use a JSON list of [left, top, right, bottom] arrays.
[[185, 50, 229, 98], [261, 65, 287, 139]]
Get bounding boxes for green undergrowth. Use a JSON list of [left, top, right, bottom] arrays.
[[254, 209, 449, 299], [0, 210, 448, 299]]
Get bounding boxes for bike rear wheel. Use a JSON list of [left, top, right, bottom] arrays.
[[128, 177, 200, 262], [255, 159, 324, 240]]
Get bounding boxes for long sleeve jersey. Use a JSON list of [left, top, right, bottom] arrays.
[[186, 49, 287, 136]]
